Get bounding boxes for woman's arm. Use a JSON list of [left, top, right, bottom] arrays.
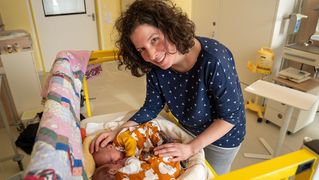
[[189, 119, 234, 155], [129, 72, 165, 124], [154, 119, 234, 161]]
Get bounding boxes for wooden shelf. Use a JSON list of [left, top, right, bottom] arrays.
[[273, 77, 319, 92]]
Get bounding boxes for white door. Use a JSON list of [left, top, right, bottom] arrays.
[[30, 0, 99, 71], [192, 0, 219, 39]]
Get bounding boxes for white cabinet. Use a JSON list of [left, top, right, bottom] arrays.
[[264, 86, 319, 133], [264, 43, 319, 134], [0, 51, 42, 116]]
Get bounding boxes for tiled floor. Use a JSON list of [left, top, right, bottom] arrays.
[[0, 61, 318, 179]]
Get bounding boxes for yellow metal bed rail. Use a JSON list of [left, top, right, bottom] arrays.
[[88, 50, 119, 65], [84, 49, 119, 117]]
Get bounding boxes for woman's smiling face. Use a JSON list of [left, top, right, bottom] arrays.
[[130, 24, 178, 70]]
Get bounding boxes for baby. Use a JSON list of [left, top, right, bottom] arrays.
[[91, 121, 181, 179], [92, 142, 125, 167]]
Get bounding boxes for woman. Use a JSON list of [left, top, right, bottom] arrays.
[[90, 0, 246, 175]]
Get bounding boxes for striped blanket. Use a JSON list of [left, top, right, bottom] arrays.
[[24, 51, 90, 179]]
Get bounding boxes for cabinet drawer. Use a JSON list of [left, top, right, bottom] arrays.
[[264, 107, 298, 133], [266, 99, 288, 112]]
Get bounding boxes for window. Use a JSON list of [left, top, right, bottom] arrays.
[[42, 0, 86, 17]]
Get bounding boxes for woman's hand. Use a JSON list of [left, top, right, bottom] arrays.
[[89, 130, 118, 153], [89, 120, 139, 153], [153, 143, 195, 162]]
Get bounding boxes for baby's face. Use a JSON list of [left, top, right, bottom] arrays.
[[93, 144, 124, 166]]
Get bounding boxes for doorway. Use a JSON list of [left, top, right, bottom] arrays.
[[29, 0, 99, 71]]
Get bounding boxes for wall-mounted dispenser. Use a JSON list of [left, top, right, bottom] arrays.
[[287, 13, 308, 35]]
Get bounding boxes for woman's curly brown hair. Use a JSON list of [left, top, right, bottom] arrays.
[[115, 0, 195, 77]]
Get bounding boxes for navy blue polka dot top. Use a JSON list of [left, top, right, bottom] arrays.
[[131, 37, 246, 148]]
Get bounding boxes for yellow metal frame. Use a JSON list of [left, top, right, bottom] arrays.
[[83, 50, 319, 180], [215, 148, 318, 180], [245, 97, 265, 119], [88, 50, 119, 65], [245, 61, 270, 119], [83, 50, 119, 117]]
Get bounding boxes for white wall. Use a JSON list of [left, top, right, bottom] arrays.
[[191, 0, 302, 88], [216, 0, 279, 86]]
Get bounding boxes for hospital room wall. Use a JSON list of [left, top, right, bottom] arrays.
[[0, 0, 191, 71], [98, 0, 297, 88], [96, 0, 121, 50], [0, 0, 31, 32], [192, 0, 298, 88], [0, 0, 293, 80], [209, 0, 279, 87], [98, 0, 192, 50]]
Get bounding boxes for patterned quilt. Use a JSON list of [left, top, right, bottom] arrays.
[[24, 50, 90, 180]]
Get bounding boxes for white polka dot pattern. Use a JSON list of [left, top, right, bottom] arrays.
[[131, 37, 246, 148]]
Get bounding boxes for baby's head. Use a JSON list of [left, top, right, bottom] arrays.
[[92, 143, 125, 167], [92, 163, 123, 180]]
